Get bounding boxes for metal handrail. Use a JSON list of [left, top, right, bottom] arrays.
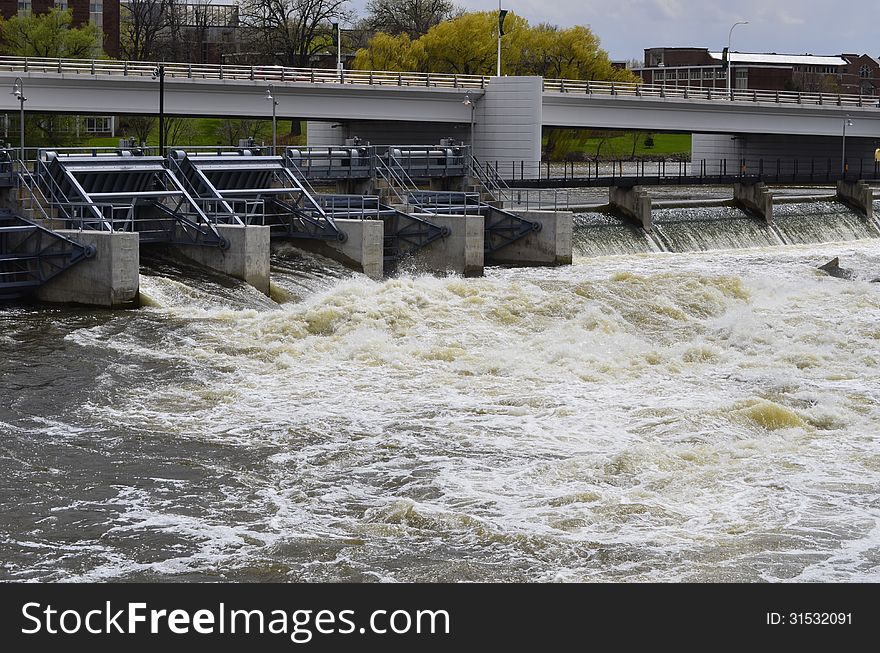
[[14, 164, 53, 223], [542, 78, 880, 108], [2, 55, 878, 107], [0, 56, 488, 89]]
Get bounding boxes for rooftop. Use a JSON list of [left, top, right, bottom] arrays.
[[707, 52, 848, 67]]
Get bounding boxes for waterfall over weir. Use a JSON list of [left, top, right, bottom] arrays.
[[573, 200, 879, 257]]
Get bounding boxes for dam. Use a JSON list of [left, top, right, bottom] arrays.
[[2, 188, 880, 581], [3, 139, 880, 582]]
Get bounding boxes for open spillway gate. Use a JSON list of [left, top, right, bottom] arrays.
[[35, 151, 227, 248], [171, 150, 448, 268], [0, 208, 94, 300], [169, 150, 342, 242], [406, 191, 540, 254], [315, 194, 448, 267]]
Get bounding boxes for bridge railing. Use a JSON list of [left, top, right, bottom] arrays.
[[491, 157, 880, 186], [543, 78, 880, 108], [0, 56, 488, 89], [3, 54, 877, 107]]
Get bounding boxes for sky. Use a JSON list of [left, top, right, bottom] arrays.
[[349, 0, 879, 62]]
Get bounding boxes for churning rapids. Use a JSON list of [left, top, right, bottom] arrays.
[[3, 199, 880, 582]]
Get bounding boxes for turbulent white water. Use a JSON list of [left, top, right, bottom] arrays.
[[25, 238, 874, 582], [3, 203, 880, 582]]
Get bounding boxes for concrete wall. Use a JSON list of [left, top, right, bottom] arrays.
[[474, 76, 543, 178], [485, 210, 573, 266], [693, 133, 878, 170], [609, 186, 653, 231], [837, 180, 875, 221], [307, 120, 465, 147], [409, 214, 484, 277], [734, 182, 773, 223], [322, 218, 384, 280], [176, 225, 272, 295], [36, 231, 139, 307]]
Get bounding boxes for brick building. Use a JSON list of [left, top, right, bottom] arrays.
[[0, 1, 120, 57], [635, 47, 880, 95]]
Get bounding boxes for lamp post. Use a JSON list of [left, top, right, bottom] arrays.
[[152, 64, 165, 154], [726, 21, 748, 98], [333, 22, 342, 81], [497, 3, 508, 77], [462, 93, 475, 148], [842, 116, 853, 177], [266, 85, 278, 155], [11, 77, 26, 164]]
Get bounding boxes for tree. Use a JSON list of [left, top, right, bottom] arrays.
[[239, 0, 353, 67], [0, 8, 104, 58], [418, 11, 527, 75], [215, 119, 267, 146], [353, 11, 636, 82], [364, 0, 457, 39], [351, 32, 425, 71], [120, 0, 172, 61], [119, 116, 157, 145]]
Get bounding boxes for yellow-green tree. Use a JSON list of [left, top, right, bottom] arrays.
[[351, 32, 426, 71], [353, 10, 636, 81]]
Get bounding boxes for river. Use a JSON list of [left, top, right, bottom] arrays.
[[2, 200, 880, 582]]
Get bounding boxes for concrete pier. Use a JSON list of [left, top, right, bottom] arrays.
[[409, 214, 484, 277], [36, 231, 139, 307], [836, 180, 874, 221], [324, 218, 385, 280], [609, 186, 652, 231], [486, 210, 573, 266], [734, 182, 773, 223], [176, 225, 272, 295]]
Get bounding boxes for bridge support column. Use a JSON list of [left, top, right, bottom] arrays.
[[485, 210, 573, 266], [609, 186, 652, 231], [734, 182, 773, 223], [323, 218, 384, 280], [409, 214, 484, 277], [836, 180, 874, 221], [36, 231, 139, 307], [177, 225, 271, 295]]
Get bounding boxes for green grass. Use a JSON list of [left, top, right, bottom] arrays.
[[78, 118, 308, 148], [543, 130, 691, 160]]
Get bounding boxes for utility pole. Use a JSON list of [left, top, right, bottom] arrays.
[[153, 65, 166, 154]]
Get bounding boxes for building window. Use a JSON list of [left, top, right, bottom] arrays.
[[860, 65, 871, 78], [17, 0, 32, 11], [678, 70, 688, 80], [86, 117, 112, 133], [690, 70, 700, 80], [704, 70, 714, 79], [90, 0, 103, 29], [655, 71, 664, 81], [55, 0, 68, 9]]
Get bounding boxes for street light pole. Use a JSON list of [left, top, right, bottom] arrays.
[[266, 85, 278, 155], [842, 116, 853, 177], [333, 22, 342, 81], [727, 21, 748, 99], [497, 3, 508, 77], [152, 65, 165, 154], [11, 77, 26, 164], [462, 94, 474, 147]]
